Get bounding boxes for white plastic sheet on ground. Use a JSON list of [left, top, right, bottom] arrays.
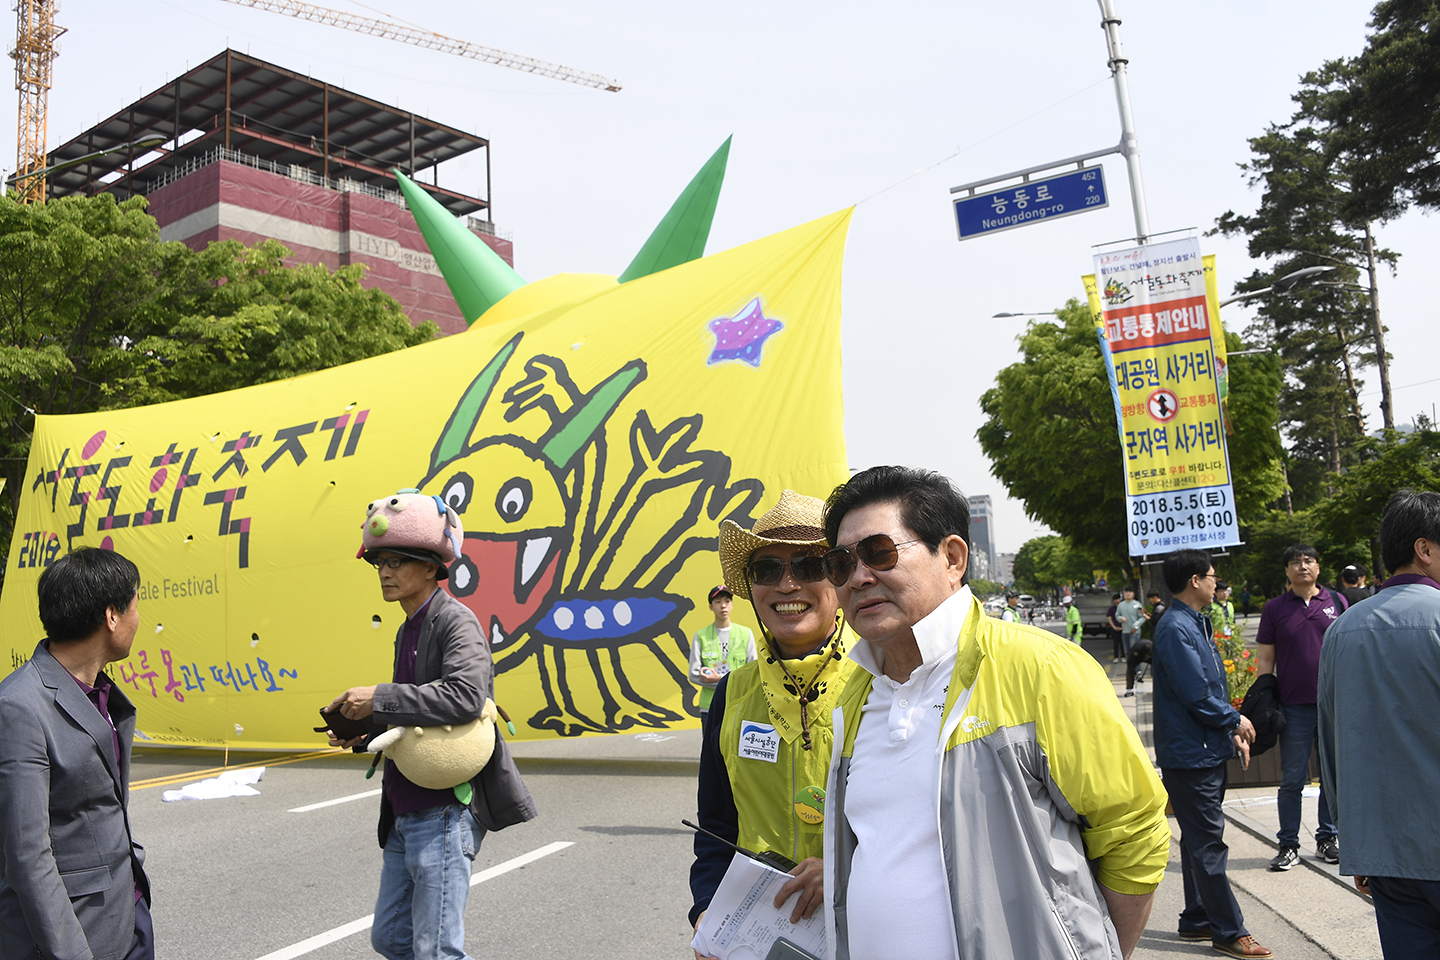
[[161, 766, 265, 802]]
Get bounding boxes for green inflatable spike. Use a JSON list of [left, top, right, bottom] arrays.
[[394, 171, 526, 324], [617, 136, 731, 284]]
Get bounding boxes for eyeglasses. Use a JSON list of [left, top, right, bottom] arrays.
[[1287, 557, 1319, 569], [747, 554, 828, 586], [822, 534, 923, 586], [369, 557, 420, 571]]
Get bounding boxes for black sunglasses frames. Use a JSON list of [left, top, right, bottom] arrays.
[[746, 555, 828, 586]]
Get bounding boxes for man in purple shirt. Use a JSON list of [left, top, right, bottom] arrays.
[[1255, 543, 1347, 871], [328, 492, 535, 960]]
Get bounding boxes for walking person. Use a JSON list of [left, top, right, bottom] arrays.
[[1116, 586, 1146, 661], [1107, 591, 1124, 663], [1256, 544, 1347, 871], [1064, 595, 1083, 644]]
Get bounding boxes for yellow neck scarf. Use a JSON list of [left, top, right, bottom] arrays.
[[755, 622, 848, 748]]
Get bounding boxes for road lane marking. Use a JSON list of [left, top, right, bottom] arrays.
[[288, 789, 382, 813], [251, 840, 574, 960]]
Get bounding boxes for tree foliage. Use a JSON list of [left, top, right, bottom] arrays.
[[0, 191, 438, 560], [1011, 535, 1094, 594], [978, 300, 1128, 573], [1314, 0, 1440, 221], [978, 301, 1284, 576]]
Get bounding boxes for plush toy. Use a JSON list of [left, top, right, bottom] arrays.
[[358, 488, 464, 572], [367, 698, 501, 805]]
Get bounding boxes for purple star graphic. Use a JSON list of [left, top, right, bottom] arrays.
[[707, 297, 784, 368]]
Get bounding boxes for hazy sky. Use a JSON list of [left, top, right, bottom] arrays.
[[24, 0, 1433, 553]]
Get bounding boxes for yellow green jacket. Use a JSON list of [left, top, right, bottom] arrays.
[[822, 595, 1170, 960]]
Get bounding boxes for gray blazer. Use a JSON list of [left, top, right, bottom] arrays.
[[372, 589, 537, 846], [0, 642, 149, 960]]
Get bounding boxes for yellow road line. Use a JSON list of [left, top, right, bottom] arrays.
[[131, 749, 350, 790]]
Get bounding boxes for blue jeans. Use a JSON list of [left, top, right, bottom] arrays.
[[372, 804, 485, 960], [1276, 703, 1336, 848], [1371, 876, 1440, 958]]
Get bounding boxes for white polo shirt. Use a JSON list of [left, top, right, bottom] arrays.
[[844, 585, 971, 960]]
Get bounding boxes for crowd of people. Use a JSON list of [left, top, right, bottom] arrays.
[[2, 477, 1436, 960]]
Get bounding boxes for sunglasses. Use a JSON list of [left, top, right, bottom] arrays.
[[822, 534, 922, 586], [746, 554, 828, 586]]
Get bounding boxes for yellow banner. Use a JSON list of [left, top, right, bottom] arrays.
[[1085, 237, 1241, 556], [0, 210, 853, 748]]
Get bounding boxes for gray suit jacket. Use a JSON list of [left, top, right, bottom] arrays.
[[0, 642, 149, 960], [372, 589, 537, 846]]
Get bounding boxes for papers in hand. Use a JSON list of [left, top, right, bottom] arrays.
[[692, 853, 826, 960]]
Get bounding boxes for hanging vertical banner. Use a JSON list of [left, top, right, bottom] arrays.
[[1083, 237, 1241, 557]]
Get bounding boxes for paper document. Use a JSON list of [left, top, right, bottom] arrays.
[[692, 853, 826, 960]]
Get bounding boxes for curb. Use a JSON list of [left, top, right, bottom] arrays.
[[1221, 804, 1372, 902]]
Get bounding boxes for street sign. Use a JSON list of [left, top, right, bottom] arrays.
[[952, 165, 1108, 241]]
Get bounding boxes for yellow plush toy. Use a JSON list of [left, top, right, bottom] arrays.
[[367, 698, 500, 804]]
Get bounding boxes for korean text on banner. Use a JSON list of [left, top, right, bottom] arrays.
[[1085, 237, 1241, 558], [0, 210, 853, 750]]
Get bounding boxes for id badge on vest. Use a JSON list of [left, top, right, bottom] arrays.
[[738, 720, 779, 763]]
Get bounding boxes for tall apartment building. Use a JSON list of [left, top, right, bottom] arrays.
[[968, 494, 996, 582]]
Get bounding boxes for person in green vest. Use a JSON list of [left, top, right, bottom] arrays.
[[1001, 590, 1021, 622], [1063, 595, 1083, 643], [1204, 579, 1237, 638], [688, 584, 757, 733], [688, 490, 858, 958]]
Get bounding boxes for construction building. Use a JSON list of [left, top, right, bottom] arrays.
[[45, 49, 507, 336]]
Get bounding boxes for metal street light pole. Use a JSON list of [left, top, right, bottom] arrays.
[[1217, 265, 1336, 308], [1097, 0, 1150, 244]]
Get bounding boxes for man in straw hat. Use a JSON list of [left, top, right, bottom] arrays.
[[689, 490, 858, 957], [325, 490, 535, 960], [819, 466, 1170, 960]]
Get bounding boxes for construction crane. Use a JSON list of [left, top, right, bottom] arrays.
[[216, 0, 622, 92], [11, 0, 66, 204]]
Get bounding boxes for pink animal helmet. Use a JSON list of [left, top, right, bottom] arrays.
[[359, 489, 465, 580]]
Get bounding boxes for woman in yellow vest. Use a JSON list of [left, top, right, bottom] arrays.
[[688, 490, 857, 957]]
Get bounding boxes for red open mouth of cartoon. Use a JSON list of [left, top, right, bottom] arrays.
[[445, 532, 564, 649]]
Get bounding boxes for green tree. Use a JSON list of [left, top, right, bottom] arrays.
[[1012, 534, 1093, 594], [978, 301, 1285, 576], [0, 192, 437, 562], [1314, 0, 1440, 221]]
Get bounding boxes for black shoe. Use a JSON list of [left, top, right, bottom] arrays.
[[1178, 926, 1213, 942], [1317, 836, 1339, 864], [1269, 845, 1300, 871]]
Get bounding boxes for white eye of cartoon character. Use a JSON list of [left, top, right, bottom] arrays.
[[496, 477, 531, 523], [442, 472, 474, 514], [388, 497, 406, 511], [366, 500, 381, 515]]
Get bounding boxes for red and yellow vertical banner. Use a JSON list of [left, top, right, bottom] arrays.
[[1084, 237, 1241, 557]]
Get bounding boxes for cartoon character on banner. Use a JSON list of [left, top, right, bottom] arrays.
[[418, 332, 765, 736]]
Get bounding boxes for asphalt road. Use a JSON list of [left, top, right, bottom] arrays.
[[130, 732, 701, 960], [127, 625, 1378, 960]]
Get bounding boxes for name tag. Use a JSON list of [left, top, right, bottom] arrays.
[[738, 721, 779, 763]]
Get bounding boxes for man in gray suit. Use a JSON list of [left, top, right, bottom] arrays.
[[0, 547, 152, 960]]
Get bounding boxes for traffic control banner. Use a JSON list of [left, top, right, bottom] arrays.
[[1083, 237, 1241, 558]]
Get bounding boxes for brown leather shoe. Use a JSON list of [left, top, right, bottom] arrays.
[[1213, 935, 1274, 958]]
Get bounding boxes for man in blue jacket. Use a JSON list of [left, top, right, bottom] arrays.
[[1152, 549, 1270, 959]]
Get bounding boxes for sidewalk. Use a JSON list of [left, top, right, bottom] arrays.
[[1076, 631, 1385, 959]]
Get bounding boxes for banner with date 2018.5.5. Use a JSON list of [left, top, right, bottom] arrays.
[[0, 209, 853, 750], [1084, 236, 1241, 559]]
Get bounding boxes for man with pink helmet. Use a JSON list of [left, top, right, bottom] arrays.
[[326, 489, 535, 960]]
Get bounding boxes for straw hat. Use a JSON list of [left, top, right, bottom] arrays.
[[718, 490, 829, 600]]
